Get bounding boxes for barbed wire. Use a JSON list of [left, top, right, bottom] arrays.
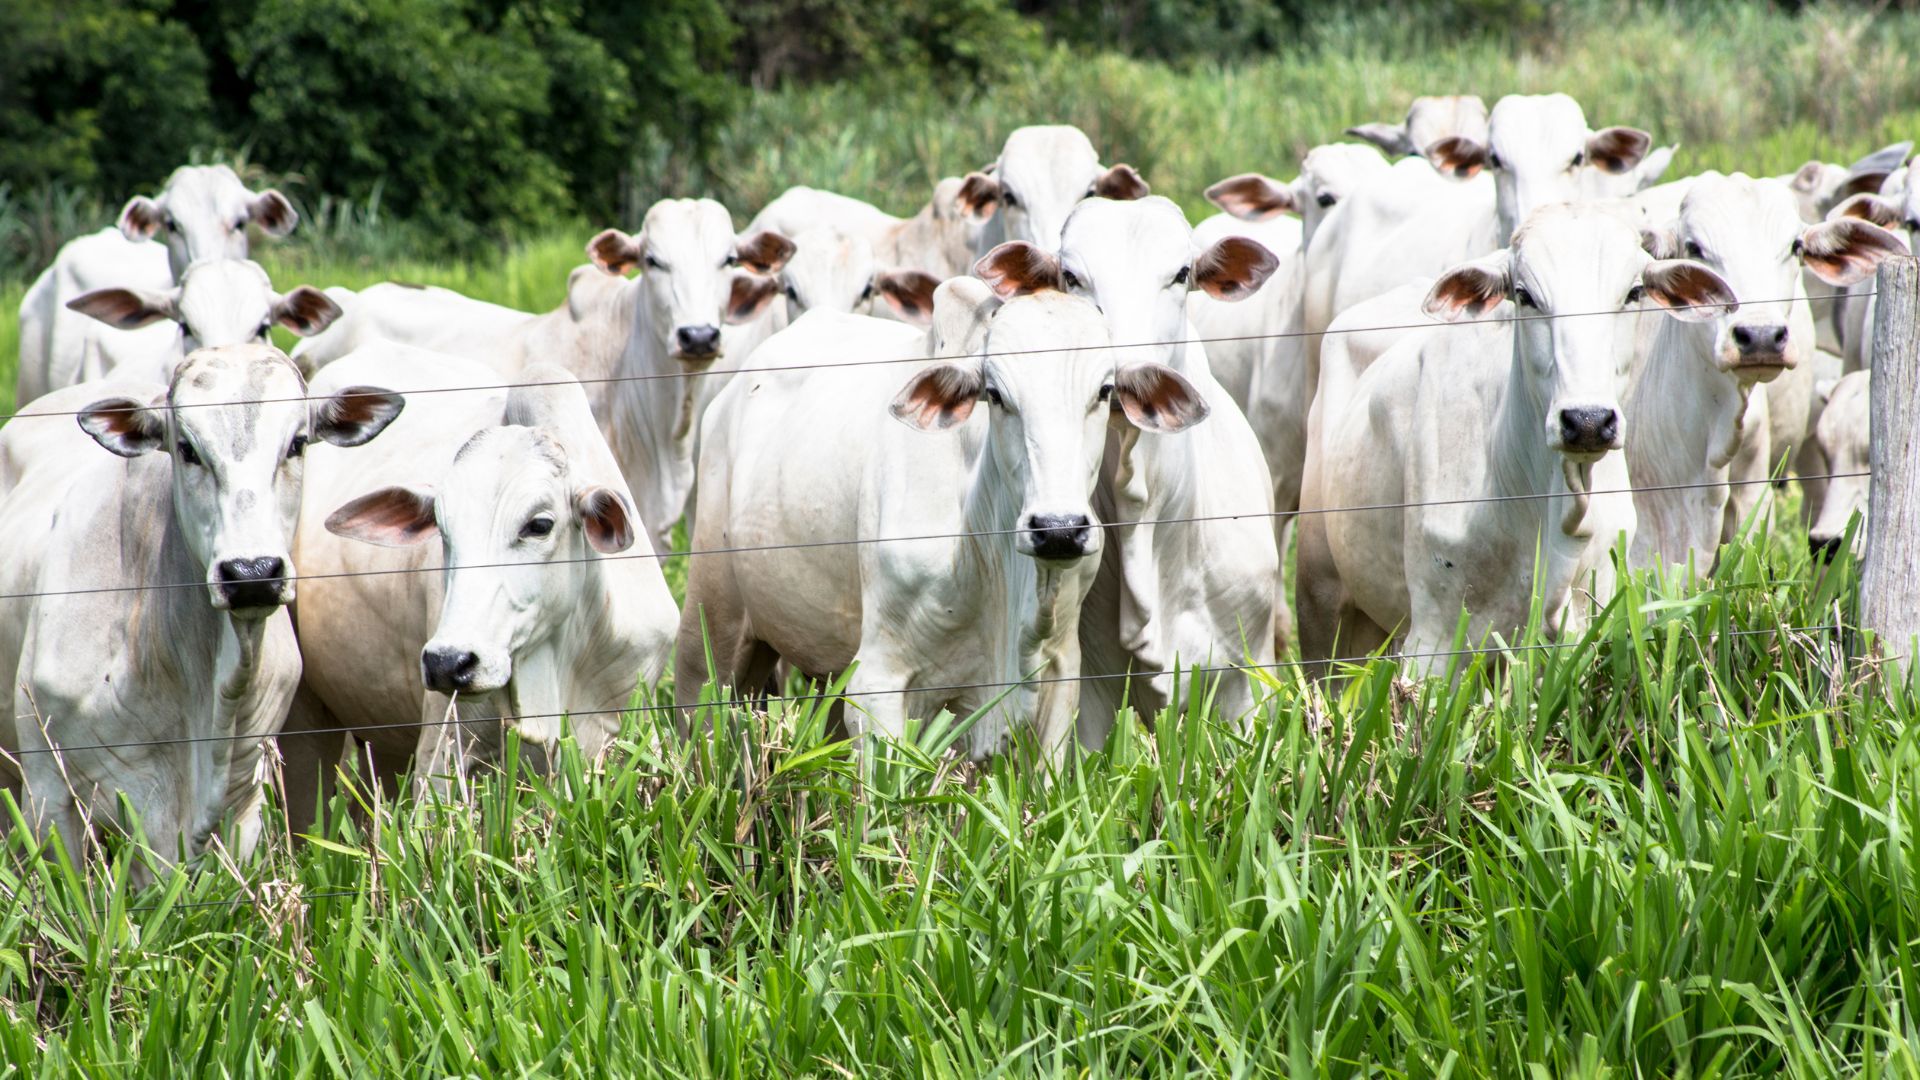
[[0, 290, 1866, 423]]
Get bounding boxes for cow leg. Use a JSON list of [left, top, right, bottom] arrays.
[[277, 682, 346, 837]]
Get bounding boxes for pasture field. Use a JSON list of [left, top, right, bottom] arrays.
[[7, 4, 1920, 1076]]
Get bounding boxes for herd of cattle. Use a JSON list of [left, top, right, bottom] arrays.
[[0, 91, 1911, 864]]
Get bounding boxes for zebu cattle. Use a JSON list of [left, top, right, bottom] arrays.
[[1807, 370, 1871, 560], [0, 345, 400, 863], [954, 125, 1150, 254], [294, 201, 795, 553], [767, 226, 941, 326], [748, 178, 982, 279], [284, 351, 677, 821], [678, 278, 1207, 760]]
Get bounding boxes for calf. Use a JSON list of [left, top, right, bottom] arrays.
[[295, 200, 795, 553], [955, 125, 1150, 254], [0, 346, 400, 864], [16, 166, 299, 406], [1300, 205, 1735, 673], [679, 279, 1206, 760], [287, 351, 677, 817]]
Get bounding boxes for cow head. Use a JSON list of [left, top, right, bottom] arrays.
[[119, 165, 298, 278], [893, 278, 1205, 563], [587, 198, 794, 364], [1038, 196, 1277, 374], [77, 345, 402, 612], [1794, 142, 1913, 223], [955, 125, 1149, 254], [1204, 143, 1391, 248], [326, 370, 637, 704], [1424, 205, 1734, 462], [1425, 94, 1652, 244], [1347, 95, 1490, 164], [1645, 173, 1907, 379], [1809, 370, 1870, 560], [67, 259, 342, 360], [1828, 159, 1920, 257], [780, 227, 942, 327]]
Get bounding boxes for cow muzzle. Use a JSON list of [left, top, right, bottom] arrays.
[[421, 642, 510, 694], [673, 324, 722, 362], [1019, 512, 1096, 562], [1727, 323, 1792, 377], [1554, 405, 1622, 459], [213, 556, 291, 612]]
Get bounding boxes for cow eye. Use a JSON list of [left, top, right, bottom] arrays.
[[784, 282, 800, 303], [984, 387, 1005, 407], [521, 515, 556, 539], [175, 440, 203, 467], [1683, 240, 1704, 260], [859, 282, 875, 301], [1624, 285, 1645, 306], [162, 213, 178, 231], [1098, 383, 1114, 403], [1487, 153, 1504, 171], [723, 253, 740, 269], [1571, 151, 1585, 168], [1316, 192, 1337, 208], [1513, 287, 1536, 309], [286, 434, 309, 459], [1002, 190, 1020, 208], [1172, 266, 1190, 286], [1062, 270, 1082, 291], [1792, 238, 1807, 258], [644, 254, 666, 271]]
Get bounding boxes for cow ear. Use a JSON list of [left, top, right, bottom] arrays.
[[587, 228, 644, 276], [1641, 259, 1738, 322], [956, 172, 1002, 224], [974, 241, 1061, 298], [1640, 223, 1682, 260], [314, 385, 406, 447], [1423, 253, 1511, 321], [574, 486, 636, 554], [1791, 160, 1828, 195], [725, 274, 782, 324], [1637, 145, 1677, 188], [1345, 122, 1416, 158], [1193, 236, 1279, 301], [873, 269, 940, 326], [890, 363, 983, 431], [272, 286, 343, 336], [249, 189, 298, 236], [1585, 127, 1652, 174], [735, 229, 796, 275], [1113, 362, 1209, 434], [67, 287, 179, 330], [931, 277, 999, 355], [1423, 136, 1488, 180], [119, 196, 164, 241], [1837, 171, 1894, 204], [1092, 163, 1150, 200], [77, 396, 167, 457], [1204, 173, 1298, 221], [325, 486, 438, 547], [1828, 193, 1904, 230], [1799, 219, 1911, 287]]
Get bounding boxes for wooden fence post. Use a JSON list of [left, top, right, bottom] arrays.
[[1863, 256, 1920, 680]]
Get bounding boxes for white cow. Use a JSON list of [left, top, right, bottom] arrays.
[[1299, 205, 1736, 672], [1026, 199, 1278, 740], [49, 258, 343, 389], [1627, 175, 1904, 571], [294, 201, 795, 553], [955, 125, 1150, 254], [678, 278, 1208, 760], [1778, 143, 1908, 355], [285, 350, 678, 818], [748, 178, 981, 279], [0, 345, 401, 864], [1807, 370, 1871, 560], [16, 166, 299, 406], [1344, 95, 1490, 167], [767, 226, 941, 326]]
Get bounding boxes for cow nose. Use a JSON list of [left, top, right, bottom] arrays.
[[1809, 535, 1844, 562], [1732, 324, 1789, 355], [421, 646, 481, 693], [1025, 513, 1093, 560], [215, 556, 287, 609], [675, 325, 721, 357], [1557, 406, 1620, 454]]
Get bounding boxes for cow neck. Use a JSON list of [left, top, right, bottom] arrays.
[[1625, 318, 1756, 566], [1492, 330, 1594, 540], [608, 274, 703, 551], [960, 415, 1084, 683]]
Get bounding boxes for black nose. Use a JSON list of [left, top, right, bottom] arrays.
[[1809, 535, 1844, 562], [216, 556, 286, 608], [1732, 324, 1789, 354], [421, 646, 480, 693], [1025, 513, 1092, 560], [1558, 406, 1620, 454], [675, 325, 721, 357]]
